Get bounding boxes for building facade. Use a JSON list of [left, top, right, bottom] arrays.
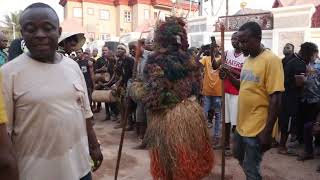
[[59, 0, 199, 40]]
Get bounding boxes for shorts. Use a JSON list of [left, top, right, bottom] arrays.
[[225, 93, 238, 126]]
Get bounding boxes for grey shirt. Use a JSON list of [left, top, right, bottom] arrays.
[[137, 50, 151, 81]]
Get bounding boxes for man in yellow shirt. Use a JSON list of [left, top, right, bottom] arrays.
[[0, 74, 18, 180], [197, 45, 222, 146], [222, 22, 284, 179]]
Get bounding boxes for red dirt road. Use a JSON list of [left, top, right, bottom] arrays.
[[92, 110, 320, 180]]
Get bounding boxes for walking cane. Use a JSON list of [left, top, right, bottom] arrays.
[[115, 37, 143, 180], [114, 101, 130, 180], [220, 23, 226, 180]]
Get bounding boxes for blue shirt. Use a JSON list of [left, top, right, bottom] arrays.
[[302, 60, 320, 104], [0, 50, 7, 66]]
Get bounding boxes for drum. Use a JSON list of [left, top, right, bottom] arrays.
[[126, 80, 145, 102], [92, 89, 117, 102], [94, 73, 110, 82]]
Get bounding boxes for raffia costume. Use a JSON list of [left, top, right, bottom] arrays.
[[130, 17, 214, 180]]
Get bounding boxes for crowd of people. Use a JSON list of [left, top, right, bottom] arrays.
[[0, 2, 319, 180]]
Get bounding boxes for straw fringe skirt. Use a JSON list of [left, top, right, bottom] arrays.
[[145, 99, 214, 180]]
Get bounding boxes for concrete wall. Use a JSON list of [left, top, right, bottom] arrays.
[[116, 5, 133, 36], [82, 2, 117, 38], [271, 5, 316, 56], [132, 4, 154, 30]]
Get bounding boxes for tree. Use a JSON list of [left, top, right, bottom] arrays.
[[3, 10, 22, 39]]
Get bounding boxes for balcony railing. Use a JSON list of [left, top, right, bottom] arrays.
[[215, 12, 273, 32]]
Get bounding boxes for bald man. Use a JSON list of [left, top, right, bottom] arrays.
[[0, 32, 8, 66]]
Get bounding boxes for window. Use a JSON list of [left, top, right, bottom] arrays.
[[144, 9, 150, 20], [100, 10, 110, 20], [73, 7, 82, 18], [124, 11, 131, 23], [154, 12, 158, 19], [87, 8, 94, 15], [100, 33, 110, 41]]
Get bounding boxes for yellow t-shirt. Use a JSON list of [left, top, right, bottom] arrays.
[[0, 73, 7, 124], [237, 50, 284, 137], [200, 56, 222, 96]]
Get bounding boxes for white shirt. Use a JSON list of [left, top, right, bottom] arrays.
[[1, 53, 93, 180]]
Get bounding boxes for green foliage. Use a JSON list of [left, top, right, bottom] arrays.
[[2, 10, 22, 39]]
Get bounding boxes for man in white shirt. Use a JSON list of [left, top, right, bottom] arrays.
[[221, 32, 245, 155], [1, 3, 103, 180]]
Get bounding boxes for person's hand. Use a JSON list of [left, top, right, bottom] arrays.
[[219, 64, 231, 80], [219, 68, 227, 80], [90, 146, 103, 172], [295, 74, 306, 87], [257, 130, 273, 153]]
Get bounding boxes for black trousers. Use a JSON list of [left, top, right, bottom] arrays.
[[80, 172, 92, 180]]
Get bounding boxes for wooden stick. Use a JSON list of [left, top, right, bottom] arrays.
[[220, 23, 226, 180], [114, 101, 130, 180]]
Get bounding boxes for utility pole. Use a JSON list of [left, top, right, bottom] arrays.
[[211, 0, 214, 16]]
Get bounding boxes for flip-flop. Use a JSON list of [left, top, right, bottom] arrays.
[[286, 148, 298, 156], [225, 148, 232, 156], [317, 165, 320, 173]]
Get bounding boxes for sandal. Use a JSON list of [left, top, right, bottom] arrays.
[[297, 153, 314, 161], [225, 147, 232, 156]]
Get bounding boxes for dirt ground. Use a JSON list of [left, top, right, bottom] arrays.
[[91, 110, 320, 180]]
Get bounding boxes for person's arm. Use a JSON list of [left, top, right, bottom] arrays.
[[196, 48, 204, 63], [258, 56, 285, 153], [77, 67, 103, 171], [211, 55, 221, 70], [0, 124, 18, 180], [88, 60, 95, 87], [226, 71, 241, 90], [220, 66, 240, 90], [0, 71, 18, 180], [258, 92, 282, 152], [85, 116, 103, 171]]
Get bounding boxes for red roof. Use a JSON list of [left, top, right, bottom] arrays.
[[273, 0, 320, 8]]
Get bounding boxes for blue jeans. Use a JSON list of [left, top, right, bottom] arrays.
[[233, 131, 262, 180], [203, 96, 221, 138]]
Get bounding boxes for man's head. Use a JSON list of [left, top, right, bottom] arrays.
[[76, 48, 83, 59], [92, 48, 98, 57], [85, 48, 91, 56], [107, 51, 115, 61], [231, 32, 240, 50], [19, 3, 61, 62], [61, 35, 79, 54], [83, 51, 90, 59], [128, 41, 137, 57], [299, 42, 319, 64], [202, 44, 211, 56], [145, 38, 154, 51], [283, 43, 294, 57], [0, 32, 8, 50], [116, 44, 126, 58], [102, 46, 109, 57], [237, 22, 262, 57]]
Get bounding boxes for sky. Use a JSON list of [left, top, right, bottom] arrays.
[[0, 0, 275, 25], [0, 0, 64, 24]]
